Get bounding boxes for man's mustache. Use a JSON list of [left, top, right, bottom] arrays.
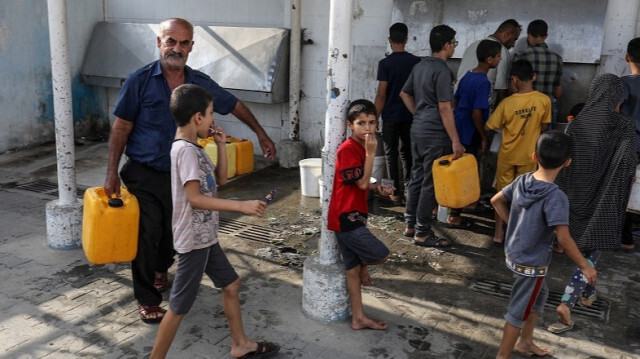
[[166, 52, 184, 58]]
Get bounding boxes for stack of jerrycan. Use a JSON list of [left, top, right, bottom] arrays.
[[82, 187, 139, 265], [432, 154, 480, 214], [199, 136, 254, 178]]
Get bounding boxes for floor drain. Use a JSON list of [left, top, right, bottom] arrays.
[[470, 279, 610, 321], [219, 218, 281, 244], [8, 179, 87, 198]]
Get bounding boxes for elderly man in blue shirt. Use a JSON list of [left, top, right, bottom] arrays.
[[104, 17, 276, 324]]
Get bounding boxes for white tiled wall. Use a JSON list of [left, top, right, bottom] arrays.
[[105, 0, 286, 27]]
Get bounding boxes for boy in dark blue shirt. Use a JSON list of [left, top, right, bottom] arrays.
[[621, 37, 640, 252], [375, 23, 421, 205], [454, 40, 502, 156], [491, 131, 596, 358]]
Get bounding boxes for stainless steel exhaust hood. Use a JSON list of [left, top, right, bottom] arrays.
[[81, 22, 289, 104]]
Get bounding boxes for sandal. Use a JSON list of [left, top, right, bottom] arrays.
[[446, 217, 474, 229], [234, 341, 281, 359], [621, 244, 635, 253], [403, 227, 415, 238], [547, 320, 574, 334], [154, 271, 168, 292], [137, 304, 166, 324], [579, 292, 597, 307], [413, 233, 451, 248]]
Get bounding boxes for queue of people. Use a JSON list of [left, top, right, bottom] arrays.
[[372, 20, 638, 359], [104, 16, 639, 359]]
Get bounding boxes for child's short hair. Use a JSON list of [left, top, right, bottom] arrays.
[[627, 37, 640, 63], [429, 25, 456, 52], [527, 19, 548, 37], [347, 99, 377, 123], [511, 59, 535, 81], [389, 23, 409, 44], [170, 84, 213, 127], [536, 130, 572, 169], [476, 39, 502, 62]]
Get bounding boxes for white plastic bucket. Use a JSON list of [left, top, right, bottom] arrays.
[[628, 165, 640, 213], [299, 158, 322, 197], [372, 156, 386, 182]]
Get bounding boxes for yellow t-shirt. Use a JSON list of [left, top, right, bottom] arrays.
[[486, 91, 551, 165]]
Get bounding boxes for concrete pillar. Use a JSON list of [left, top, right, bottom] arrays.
[[289, 0, 302, 140], [279, 0, 306, 169], [598, 0, 640, 75], [45, 0, 83, 249], [302, 0, 352, 323]]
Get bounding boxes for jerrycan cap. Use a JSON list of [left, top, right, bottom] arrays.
[[108, 197, 124, 208]]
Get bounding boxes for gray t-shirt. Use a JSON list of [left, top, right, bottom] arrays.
[[502, 172, 569, 268], [170, 140, 219, 254], [402, 56, 454, 144]]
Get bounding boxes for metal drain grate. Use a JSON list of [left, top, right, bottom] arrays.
[[219, 218, 281, 244], [471, 279, 610, 321], [8, 179, 87, 198]]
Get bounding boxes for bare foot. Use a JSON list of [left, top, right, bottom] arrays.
[[352, 316, 388, 330], [229, 340, 257, 359], [556, 303, 572, 326], [492, 236, 503, 244], [360, 265, 372, 286], [515, 342, 552, 357]]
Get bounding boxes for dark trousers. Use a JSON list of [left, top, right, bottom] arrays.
[[404, 135, 451, 236], [120, 160, 175, 306], [382, 120, 412, 196], [623, 212, 637, 246]]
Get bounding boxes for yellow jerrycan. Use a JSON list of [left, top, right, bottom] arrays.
[[432, 154, 480, 208], [205, 142, 237, 178], [232, 139, 254, 175], [82, 187, 139, 265]]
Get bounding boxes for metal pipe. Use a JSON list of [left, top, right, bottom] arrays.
[[289, 0, 301, 140], [599, 0, 640, 75], [47, 0, 77, 205], [319, 0, 353, 264]]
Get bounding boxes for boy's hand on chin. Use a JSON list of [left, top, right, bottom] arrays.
[[365, 133, 377, 156]]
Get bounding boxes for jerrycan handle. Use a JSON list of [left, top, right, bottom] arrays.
[[108, 194, 124, 208], [438, 154, 459, 166]]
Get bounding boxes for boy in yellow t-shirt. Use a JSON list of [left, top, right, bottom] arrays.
[[486, 59, 550, 244]]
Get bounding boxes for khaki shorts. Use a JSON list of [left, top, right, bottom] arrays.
[[495, 161, 537, 191]]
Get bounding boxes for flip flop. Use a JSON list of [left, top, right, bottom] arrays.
[[547, 320, 574, 334], [579, 292, 597, 307], [446, 217, 474, 229], [413, 234, 451, 248], [403, 228, 415, 238], [137, 304, 166, 324], [233, 341, 280, 359], [621, 244, 635, 253]]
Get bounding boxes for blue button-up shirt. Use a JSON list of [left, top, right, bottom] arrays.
[[114, 60, 238, 172]]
